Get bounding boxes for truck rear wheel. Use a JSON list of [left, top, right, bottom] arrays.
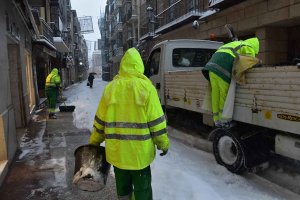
[[213, 129, 246, 173]]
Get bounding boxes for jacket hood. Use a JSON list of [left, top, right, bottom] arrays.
[[51, 68, 58, 75], [244, 37, 259, 55], [119, 48, 144, 75]]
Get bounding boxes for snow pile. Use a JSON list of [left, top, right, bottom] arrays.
[[64, 79, 107, 131]]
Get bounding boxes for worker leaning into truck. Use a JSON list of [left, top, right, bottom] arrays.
[[202, 37, 259, 128], [89, 48, 170, 200], [45, 68, 61, 119]]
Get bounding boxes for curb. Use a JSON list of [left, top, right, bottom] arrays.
[[168, 126, 213, 153]]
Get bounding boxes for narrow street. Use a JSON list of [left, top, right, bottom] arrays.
[[1, 0, 300, 200], [1, 79, 298, 200]]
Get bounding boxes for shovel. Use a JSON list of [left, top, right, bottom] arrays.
[[59, 96, 75, 112]]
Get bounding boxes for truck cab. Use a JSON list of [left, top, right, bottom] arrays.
[[144, 39, 223, 105]]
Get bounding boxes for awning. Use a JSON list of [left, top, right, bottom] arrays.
[[53, 37, 70, 53], [33, 38, 57, 57]]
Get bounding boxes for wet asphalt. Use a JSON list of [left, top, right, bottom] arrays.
[[0, 109, 118, 200]]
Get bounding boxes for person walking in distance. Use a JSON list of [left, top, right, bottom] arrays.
[[89, 48, 170, 200], [88, 73, 95, 88], [45, 68, 61, 119]]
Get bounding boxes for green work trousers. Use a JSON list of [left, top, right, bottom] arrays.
[[45, 86, 58, 113], [209, 71, 230, 122], [114, 166, 152, 200]]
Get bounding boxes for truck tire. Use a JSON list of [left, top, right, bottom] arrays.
[[213, 129, 246, 173]]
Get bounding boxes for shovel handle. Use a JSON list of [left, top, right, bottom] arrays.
[[60, 95, 67, 106]]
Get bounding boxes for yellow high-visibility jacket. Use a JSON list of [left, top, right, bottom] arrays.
[[89, 48, 170, 170], [203, 37, 259, 83], [45, 68, 61, 87]]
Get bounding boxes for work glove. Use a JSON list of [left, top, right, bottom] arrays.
[[160, 149, 168, 156]]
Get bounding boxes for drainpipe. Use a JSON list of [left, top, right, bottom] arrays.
[[137, 0, 140, 42]]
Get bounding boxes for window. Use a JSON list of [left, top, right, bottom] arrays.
[[145, 48, 161, 77], [172, 48, 216, 68]]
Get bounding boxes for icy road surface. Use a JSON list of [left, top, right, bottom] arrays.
[[64, 78, 300, 200]]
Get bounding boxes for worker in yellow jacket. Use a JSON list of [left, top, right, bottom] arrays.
[[45, 68, 61, 119], [89, 48, 170, 200], [202, 37, 259, 128]]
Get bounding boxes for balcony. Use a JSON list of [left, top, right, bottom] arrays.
[[125, 4, 138, 23], [50, 0, 59, 6], [38, 18, 54, 45], [112, 47, 124, 59], [154, 0, 203, 34], [111, 22, 123, 40], [115, 0, 122, 8], [127, 30, 134, 42], [50, 22, 61, 37], [111, 0, 122, 15]]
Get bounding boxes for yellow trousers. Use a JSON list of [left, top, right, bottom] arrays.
[[209, 72, 230, 122]]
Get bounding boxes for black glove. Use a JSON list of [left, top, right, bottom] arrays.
[[160, 149, 168, 156]]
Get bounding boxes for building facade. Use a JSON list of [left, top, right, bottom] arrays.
[[0, 0, 37, 186], [0, 0, 88, 186], [140, 0, 300, 66], [100, 0, 300, 79]]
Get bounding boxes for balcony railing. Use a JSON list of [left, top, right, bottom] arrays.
[[115, 0, 122, 8], [124, 4, 137, 23], [39, 18, 54, 44], [50, 0, 59, 6], [50, 22, 61, 37], [112, 47, 124, 57], [111, 22, 123, 39], [154, 0, 203, 34]]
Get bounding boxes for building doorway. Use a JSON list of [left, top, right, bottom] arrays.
[[7, 42, 26, 128]]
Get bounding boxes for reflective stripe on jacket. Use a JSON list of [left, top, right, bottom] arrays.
[[89, 48, 170, 170], [45, 68, 61, 87]]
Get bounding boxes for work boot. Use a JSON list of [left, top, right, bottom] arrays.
[[222, 121, 236, 129], [214, 121, 223, 128], [49, 113, 57, 119]]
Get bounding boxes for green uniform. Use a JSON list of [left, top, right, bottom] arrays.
[[202, 38, 260, 124], [89, 48, 169, 200], [45, 68, 61, 114]]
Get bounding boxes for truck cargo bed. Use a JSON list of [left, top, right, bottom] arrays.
[[164, 66, 300, 135]]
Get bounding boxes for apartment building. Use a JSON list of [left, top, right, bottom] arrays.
[[100, 0, 300, 78], [100, 0, 141, 80], [0, 0, 88, 186], [0, 0, 38, 186], [139, 0, 300, 66]]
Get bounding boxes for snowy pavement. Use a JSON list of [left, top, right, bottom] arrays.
[[64, 78, 300, 200]]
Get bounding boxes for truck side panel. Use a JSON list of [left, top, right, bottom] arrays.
[[164, 70, 208, 113], [164, 66, 300, 135], [235, 66, 300, 135]]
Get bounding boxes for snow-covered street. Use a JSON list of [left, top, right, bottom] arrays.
[[64, 78, 300, 200]]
